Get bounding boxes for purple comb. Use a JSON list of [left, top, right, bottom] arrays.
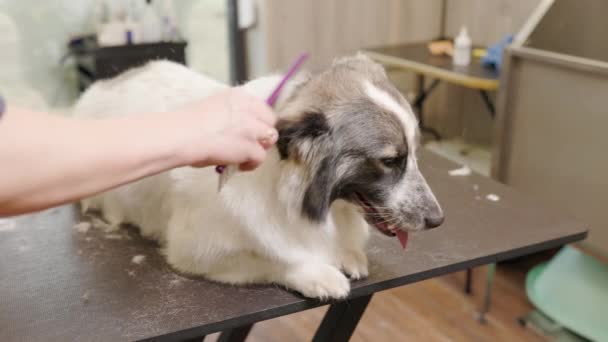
[[216, 53, 309, 174], [266, 53, 309, 106]]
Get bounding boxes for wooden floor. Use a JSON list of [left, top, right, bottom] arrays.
[[208, 260, 549, 341]]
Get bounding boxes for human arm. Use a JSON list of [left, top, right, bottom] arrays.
[[0, 89, 277, 217]]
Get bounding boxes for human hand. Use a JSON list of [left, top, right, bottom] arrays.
[[171, 88, 278, 171]]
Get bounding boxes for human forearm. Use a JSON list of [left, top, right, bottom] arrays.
[[0, 107, 181, 216], [0, 87, 277, 217]]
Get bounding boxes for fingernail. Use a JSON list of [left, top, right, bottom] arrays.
[[260, 129, 278, 145]]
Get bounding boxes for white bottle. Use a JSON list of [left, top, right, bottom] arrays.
[[453, 26, 472, 66], [140, 0, 162, 43]]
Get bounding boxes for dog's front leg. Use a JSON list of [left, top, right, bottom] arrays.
[[330, 200, 370, 280], [204, 252, 351, 300], [277, 261, 351, 300]]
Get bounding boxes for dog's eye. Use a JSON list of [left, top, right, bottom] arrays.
[[380, 157, 402, 168]]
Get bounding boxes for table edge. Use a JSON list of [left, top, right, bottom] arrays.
[[363, 50, 499, 91], [138, 229, 587, 342]]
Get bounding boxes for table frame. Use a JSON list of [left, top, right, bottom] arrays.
[[413, 76, 496, 140]]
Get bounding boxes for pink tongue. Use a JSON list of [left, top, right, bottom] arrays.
[[395, 230, 409, 249]]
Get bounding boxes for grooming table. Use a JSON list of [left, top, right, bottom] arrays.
[[0, 150, 586, 342], [364, 42, 500, 140]]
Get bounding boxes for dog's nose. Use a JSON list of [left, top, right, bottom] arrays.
[[424, 215, 444, 229]]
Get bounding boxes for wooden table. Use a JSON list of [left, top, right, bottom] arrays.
[[364, 42, 500, 140], [0, 150, 586, 342]]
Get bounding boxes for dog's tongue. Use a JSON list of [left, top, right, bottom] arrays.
[[395, 230, 409, 249]]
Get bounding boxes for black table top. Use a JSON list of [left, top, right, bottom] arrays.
[[364, 42, 500, 90], [0, 150, 587, 341]]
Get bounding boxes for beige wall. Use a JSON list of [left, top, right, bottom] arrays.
[[445, 0, 540, 45], [246, 0, 442, 76]]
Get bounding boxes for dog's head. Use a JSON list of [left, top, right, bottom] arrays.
[[275, 53, 444, 237]]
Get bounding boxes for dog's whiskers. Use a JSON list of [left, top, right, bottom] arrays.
[[354, 201, 393, 211], [374, 217, 401, 226]]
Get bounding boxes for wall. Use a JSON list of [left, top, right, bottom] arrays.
[[246, 0, 443, 77], [179, 0, 230, 84], [0, 0, 96, 108], [445, 0, 540, 46], [0, 0, 229, 109]]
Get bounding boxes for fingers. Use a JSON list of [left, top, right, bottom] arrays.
[[258, 128, 278, 149], [182, 88, 279, 171], [251, 101, 276, 127], [232, 88, 277, 127], [256, 104, 277, 128], [239, 143, 266, 171], [243, 117, 278, 149], [233, 122, 275, 171]]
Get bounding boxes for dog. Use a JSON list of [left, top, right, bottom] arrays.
[[73, 54, 444, 299]]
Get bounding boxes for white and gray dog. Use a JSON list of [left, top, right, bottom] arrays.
[[73, 53, 444, 299]]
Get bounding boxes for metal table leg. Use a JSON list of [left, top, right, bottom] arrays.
[[217, 324, 253, 342], [465, 268, 473, 294], [479, 90, 496, 118], [476, 263, 496, 324], [313, 295, 373, 342], [414, 75, 442, 140]]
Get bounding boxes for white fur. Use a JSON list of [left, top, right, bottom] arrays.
[[74, 61, 369, 299], [362, 80, 443, 229], [363, 80, 418, 156]]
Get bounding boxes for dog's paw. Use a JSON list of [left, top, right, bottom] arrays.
[[284, 263, 350, 300], [90, 216, 120, 233], [338, 249, 369, 280]]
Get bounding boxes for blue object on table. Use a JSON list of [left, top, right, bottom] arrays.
[[481, 34, 513, 71]]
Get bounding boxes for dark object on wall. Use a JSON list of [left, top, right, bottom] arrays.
[[68, 35, 187, 91], [227, 0, 247, 85]]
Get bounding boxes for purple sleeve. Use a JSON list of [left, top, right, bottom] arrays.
[[0, 95, 5, 120]]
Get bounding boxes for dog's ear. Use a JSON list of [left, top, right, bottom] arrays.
[[276, 112, 335, 222], [276, 112, 331, 160], [301, 156, 335, 222], [332, 52, 387, 80]]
